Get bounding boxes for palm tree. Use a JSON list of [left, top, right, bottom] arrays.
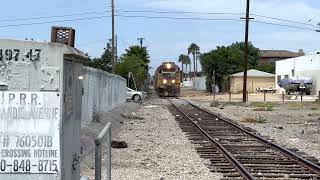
[[188, 43, 200, 80], [185, 57, 191, 80], [178, 54, 190, 81]]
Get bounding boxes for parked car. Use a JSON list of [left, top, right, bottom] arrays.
[[126, 88, 147, 102], [278, 77, 313, 95]]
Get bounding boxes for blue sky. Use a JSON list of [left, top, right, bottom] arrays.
[[1, 0, 320, 74]]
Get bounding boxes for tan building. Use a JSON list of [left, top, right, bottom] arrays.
[[230, 69, 275, 93]]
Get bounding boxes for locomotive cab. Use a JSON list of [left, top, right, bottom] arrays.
[[155, 62, 180, 97]]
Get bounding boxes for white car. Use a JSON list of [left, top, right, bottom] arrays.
[[126, 88, 146, 102]]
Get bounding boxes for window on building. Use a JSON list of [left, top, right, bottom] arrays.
[[284, 75, 289, 79], [277, 75, 281, 83]]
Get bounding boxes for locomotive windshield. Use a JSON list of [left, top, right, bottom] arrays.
[[162, 72, 176, 78]]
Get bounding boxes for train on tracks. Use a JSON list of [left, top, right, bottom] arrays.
[[154, 62, 180, 97]]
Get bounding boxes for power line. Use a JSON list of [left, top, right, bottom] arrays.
[[0, 11, 109, 22], [251, 13, 316, 27], [253, 20, 315, 31], [116, 14, 317, 31], [0, 15, 110, 28], [116, 14, 244, 22], [0, 11, 317, 32], [118, 9, 316, 27], [117, 9, 244, 16]]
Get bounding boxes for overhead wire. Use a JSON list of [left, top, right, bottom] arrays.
[[117, 9, 317, 27], [0, 15, 110, 28], [0, 11, 110, 22], [0, 8, 317, 32]]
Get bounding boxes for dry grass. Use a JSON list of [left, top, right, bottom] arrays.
[[242, 116, 268, 123], [287, 103, 305, 110]]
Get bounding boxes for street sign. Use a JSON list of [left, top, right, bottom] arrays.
[[0, 91, 60, 174]]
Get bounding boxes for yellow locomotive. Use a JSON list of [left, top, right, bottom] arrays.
[[154, 62, 181, 97]]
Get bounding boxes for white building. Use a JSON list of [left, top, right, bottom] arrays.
[[276, 52, 320, 95]]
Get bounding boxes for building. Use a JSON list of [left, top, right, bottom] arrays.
[[276, 52, 320, 95], [260, 49, 304, 64], [230, 69, 275, 93]]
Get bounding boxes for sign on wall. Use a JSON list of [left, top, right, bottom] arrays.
[[0, 91, 60, 173]]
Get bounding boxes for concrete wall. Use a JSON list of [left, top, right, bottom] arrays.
[[194, 76, 206, 90], [0, 39, 85, 180], [81, 66, 126, 128], [230, 76, 275, 93], [276, 53, 320, 95]]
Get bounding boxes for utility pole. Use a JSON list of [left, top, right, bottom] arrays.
[[241, 0, 253, 102], [115, 35, 118, 62], [111, 0, 116, 72], [137, 37, 145, 48]]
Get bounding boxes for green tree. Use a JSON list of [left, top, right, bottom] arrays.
[[200, 42, 260, 92], [115, 45, 150, 90], [83, 41, 113, 72], [256, 62, 275, 74], [188, 43, 200, 77]]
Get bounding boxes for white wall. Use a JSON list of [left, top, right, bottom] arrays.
[[276, 53, 320, 94], [81, 67, 126, 128], [194, 76, 206, 90]]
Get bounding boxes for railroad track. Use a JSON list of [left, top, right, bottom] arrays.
[[169, 98, 320, 180]]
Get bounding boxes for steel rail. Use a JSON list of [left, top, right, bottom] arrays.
[[169, 99, 256, 180], [181, 98, 320, 176]]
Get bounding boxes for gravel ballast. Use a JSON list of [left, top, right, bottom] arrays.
[[193, 100, 320, 161], [81, 98, 222, 179]]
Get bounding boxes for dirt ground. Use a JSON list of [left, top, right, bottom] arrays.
[[181, 87, 319, 102], [80, 97, 222, 180], [183, 88, 320, 161]]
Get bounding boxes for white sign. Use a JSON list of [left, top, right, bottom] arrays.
[[0, 91, 60, 173]]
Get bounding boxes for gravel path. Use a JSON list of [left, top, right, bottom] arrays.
[[191, 100, 320, 161], [81, 98, 222, 180]]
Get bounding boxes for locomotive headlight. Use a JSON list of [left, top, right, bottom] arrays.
[[172, 79, 176, 83], [165, 63, 172, 69], [163, 79, 167, 84]]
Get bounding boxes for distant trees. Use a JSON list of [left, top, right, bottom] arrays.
[[200, 42, 260, 92], [256, 62, 275, 74], [83, 40, 113, 72], [187, 43, 200, 77], [178, 54, 191, 80], [115, 45, 150, 90]]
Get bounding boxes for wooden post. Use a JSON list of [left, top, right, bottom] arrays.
[[246, 91, 249, 102], [229, 91, 231, 102], [282, 91, 285, 102], [300, 91, 303, 102], [264, 91, 266, 102]]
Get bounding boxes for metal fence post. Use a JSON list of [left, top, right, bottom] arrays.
[[94, 122, 112, 180], [95, 140, 102, 180], [107, 126, 112, 180]]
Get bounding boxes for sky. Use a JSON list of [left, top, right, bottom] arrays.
[[1, 0, 320, 75]]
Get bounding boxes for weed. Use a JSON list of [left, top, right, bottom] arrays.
[[310, 107, 318, 110], [252, 102, 274, 111], [256, 115, 268, 123]]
